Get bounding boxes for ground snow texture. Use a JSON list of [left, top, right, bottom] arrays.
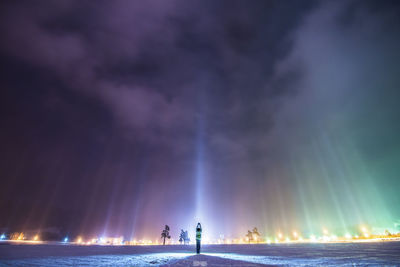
[[1, 242, 400, 266]]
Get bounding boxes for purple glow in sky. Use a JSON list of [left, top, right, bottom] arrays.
[[0, 0, 400, 241]]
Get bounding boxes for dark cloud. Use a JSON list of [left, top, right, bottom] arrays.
[[1, 0, 399, 239]]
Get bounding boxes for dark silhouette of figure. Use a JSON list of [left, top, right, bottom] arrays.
[[196, 223, 202, 254]]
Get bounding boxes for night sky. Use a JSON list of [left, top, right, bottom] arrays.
[[1, 0, 400, 241]]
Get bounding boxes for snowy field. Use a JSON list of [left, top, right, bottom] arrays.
[[1, 242, 400, 266]]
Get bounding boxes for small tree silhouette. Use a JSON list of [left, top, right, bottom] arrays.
[[179, 229, 185, 244], [246, 230, 253, 243], [184, 230, 190, 244], [252, 227, 260, 243], [161, 225, 171, 245], [245, 227, 261, 243], [178, 229, 190, 245]]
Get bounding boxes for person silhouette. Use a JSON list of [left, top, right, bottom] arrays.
[[196, 223, 202, 254]]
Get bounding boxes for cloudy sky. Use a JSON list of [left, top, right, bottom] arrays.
[[0, 0, 399, 240]]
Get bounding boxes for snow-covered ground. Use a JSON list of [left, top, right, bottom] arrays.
[[1, 242, 400, 266]]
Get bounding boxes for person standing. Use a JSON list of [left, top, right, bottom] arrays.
[[196, 223, 202, 254]]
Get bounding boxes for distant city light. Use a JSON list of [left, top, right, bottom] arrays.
[[322, 235, 330, 242], [3, 223, 399, 246], [17, 233, 24, 240], [310, 235, 317, 242]]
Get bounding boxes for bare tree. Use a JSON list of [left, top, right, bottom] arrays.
[[252, 227, 261, 243], [246, 230, 253, 243], [179, 229, 190, 245], [246, 227, 261, 243], [179, 229, 184, 244], [161, 225, 171, 245]]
